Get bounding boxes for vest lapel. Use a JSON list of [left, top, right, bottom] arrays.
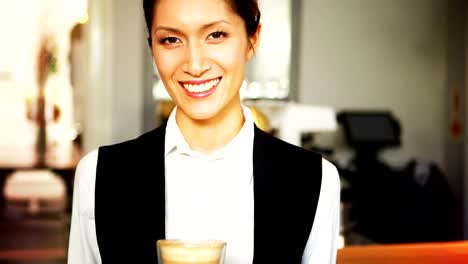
[[142, 126, 167, 243], [95, 126, 167, 263], [252, 125, 281, 263], [252, 126, 320, 263]]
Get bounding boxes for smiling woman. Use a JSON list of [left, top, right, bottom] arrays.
[[148, 0, 261, 152], [67, 0, 341, 263]]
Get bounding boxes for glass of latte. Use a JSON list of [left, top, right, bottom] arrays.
[[157, 240, 226, 264]]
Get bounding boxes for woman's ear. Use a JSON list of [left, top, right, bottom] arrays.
[[247, 23, 262, 60]]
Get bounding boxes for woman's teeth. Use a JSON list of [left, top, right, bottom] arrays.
[[182, 78, 220, 93]]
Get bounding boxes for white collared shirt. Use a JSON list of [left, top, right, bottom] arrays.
[[68, 106, 341, 264]]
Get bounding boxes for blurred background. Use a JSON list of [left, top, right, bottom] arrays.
[[0, 0, 467, 263]]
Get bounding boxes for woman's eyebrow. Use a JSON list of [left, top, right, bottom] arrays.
[[153, 20, 231, 35], [153, 26, 182, 36], [200, 19, 231, 30]]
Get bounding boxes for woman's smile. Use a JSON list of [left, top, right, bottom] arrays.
[[179, 77, 222, 98]]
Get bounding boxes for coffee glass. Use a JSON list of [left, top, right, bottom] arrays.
[[157, 240, 226, 264]]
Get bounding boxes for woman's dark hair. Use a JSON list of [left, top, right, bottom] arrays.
[[143, 0, 261, 46]]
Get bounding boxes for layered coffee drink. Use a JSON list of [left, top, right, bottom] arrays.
[[157, 240, 226, 264]]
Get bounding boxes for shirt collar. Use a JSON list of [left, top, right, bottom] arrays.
[[164, 105, 255, 160]]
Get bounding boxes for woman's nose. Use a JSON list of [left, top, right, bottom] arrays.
[[182, 43, 211, 77]]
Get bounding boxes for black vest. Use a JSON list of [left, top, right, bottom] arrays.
[[95, 125, 322, 263]]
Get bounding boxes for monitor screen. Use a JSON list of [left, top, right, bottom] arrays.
[[338, 112, 400, 148]]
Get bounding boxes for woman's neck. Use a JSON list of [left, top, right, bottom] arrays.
[[175, 100, 245, 154]]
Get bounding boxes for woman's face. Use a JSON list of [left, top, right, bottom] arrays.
[[151, 0, 259, 121]]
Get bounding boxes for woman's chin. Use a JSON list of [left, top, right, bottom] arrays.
[[178, 106, 221, 122]]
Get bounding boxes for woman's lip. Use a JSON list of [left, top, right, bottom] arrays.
[[179, 77, 221, 85], [179, 77, 222, 99]]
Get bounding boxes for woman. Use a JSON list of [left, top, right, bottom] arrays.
[[68, 0, 340, 263]]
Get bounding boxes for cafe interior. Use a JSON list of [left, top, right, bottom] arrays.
[[1, 0, 468, 263]]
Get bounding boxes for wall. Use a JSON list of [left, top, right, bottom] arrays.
[[465, 1, 468, 240], [297, 0, 447, 170], [446, 0, 466, 238], [84, 0, 146, 152]]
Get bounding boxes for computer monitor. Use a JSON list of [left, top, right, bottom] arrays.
[[337, 111, 400, 150]]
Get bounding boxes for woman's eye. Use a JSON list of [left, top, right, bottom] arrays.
[[160, 37, 181, 45], [208, 31, 226, 40]]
